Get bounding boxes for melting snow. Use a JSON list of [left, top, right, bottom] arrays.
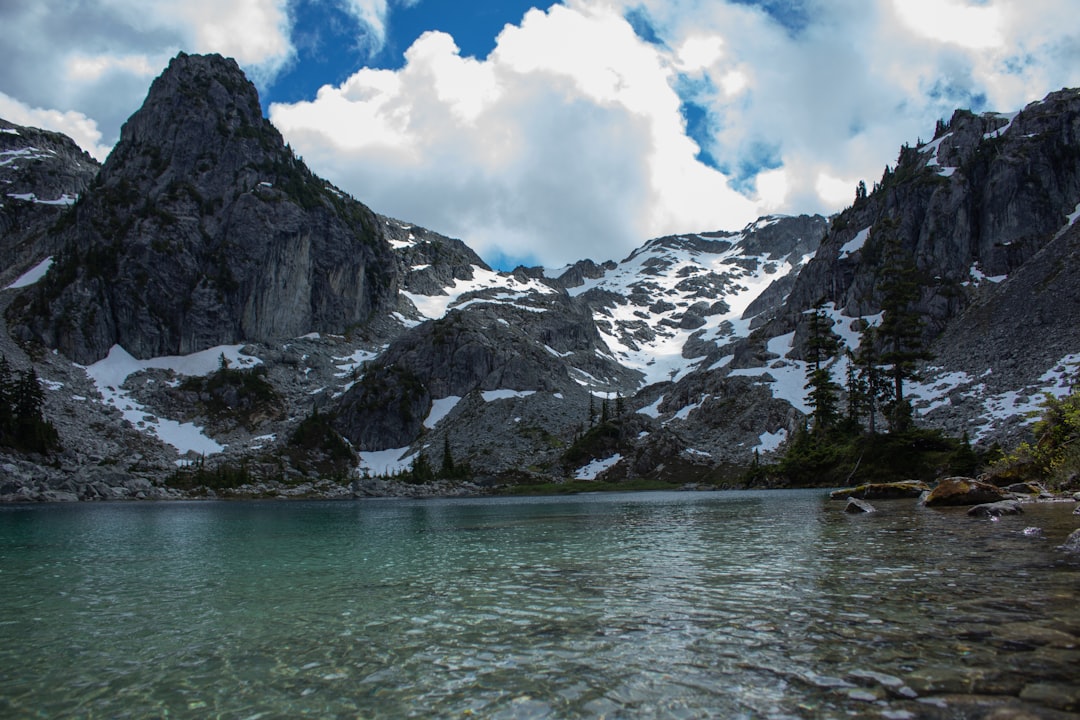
[[5, 256, 53, 289], [755, 429, 788, 453], [839, 228, 870, 259], [481, 389, 536, 402], [358, 446, 415, 476], [983, 111, 1019, 140], [424, 396, 462, 428], [83, 344, 260, 457], [574, 453, 622, 480], [403, 266, 555, 319]]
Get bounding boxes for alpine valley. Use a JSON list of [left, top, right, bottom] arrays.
[[2, 53, 1079, 501]]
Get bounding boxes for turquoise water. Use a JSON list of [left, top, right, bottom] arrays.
[[1, 490, 1078, 719]]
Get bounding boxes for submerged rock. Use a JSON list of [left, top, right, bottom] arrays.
[[830, 481, 931, 500], [1060, 529, 1080, 553], [844, 497, 878, 513], [967, 500, 1024, 517], [923, 477, 1011, 507]]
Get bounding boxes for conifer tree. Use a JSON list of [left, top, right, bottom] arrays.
[[875, 232, 932, 431], [441, 436, 455, 478], [0, 355, 13, 443], [852, 325, 893, 435], [803, 302, 841, 432]]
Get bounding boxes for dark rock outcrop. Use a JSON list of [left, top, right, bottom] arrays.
[[9, 53, 401, 364], [0, 119, 99, 283]]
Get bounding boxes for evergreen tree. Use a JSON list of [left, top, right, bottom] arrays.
[[409, 452, 434, 483], [875, 231, 932, 431], [853, 324, 893, 435], [588, 395, 597, 426], [803, 302, 841, 432], [0, 355, 13, 443], [601, 394, 610, 424], [440, 436, 455, 478], [855, 180, 868, 204]]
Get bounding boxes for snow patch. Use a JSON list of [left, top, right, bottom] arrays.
[[358, 447, 414, 476], [838, 227, 870, 259], [5, 256, 53, 289], [424, 396, 462, 429], [755, 429, 787, 453], [481, 389, 536, 402], [82, 344, 260, 457], [574, 453, 622, 480], [637, 396, 663, 418]]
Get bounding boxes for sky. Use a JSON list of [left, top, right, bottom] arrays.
[[1, 1, 1079, 269]]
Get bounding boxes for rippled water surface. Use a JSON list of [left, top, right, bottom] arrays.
[[2, 490, 1079, 719]]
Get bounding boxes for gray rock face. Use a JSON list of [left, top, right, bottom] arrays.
[[0, 119, 99, 283], [9, 53, 401, 364], [335, 294, 637, 451]]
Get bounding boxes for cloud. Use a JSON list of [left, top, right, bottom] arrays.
[[3, 0, 1080, 268], [272, 3, 759, 266], [0, 92, 113, 161], [0, 0, 295, 149]]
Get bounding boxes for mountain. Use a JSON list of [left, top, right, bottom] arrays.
[[0, 118, 99, 285], [8, 53, 405, 365], [1, 53, 1078, 499], [709, 90, 1080, 447]]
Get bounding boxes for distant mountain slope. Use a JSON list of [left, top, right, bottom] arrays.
[[703, 89, 1080, 447], [0, 119, 99, 285]]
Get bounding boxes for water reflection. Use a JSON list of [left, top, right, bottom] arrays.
[[1, 491, 1078, 718]]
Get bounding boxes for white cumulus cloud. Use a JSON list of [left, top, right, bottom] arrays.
[[272, 3, 759, 266]]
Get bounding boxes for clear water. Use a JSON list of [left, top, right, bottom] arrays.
[[1, 490, 1078, 719]]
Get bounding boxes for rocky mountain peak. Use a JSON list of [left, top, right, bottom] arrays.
[[8, 52, 401, 365]]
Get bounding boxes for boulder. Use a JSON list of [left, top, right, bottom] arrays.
[[844, 497, 877, 513], [830, 480, 931, 500], [967, 500, 1024, 517], [1005, 482, 1045, 495], [924, 477, 1011, 507], [1060, 529, 1080, 553]]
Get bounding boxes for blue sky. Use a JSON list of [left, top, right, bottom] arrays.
[[1, 0, 1079, 268]]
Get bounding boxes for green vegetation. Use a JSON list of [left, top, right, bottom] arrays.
[[177, 355, 281, 428], [988, 374, 1080, 490], [0, 355, 60, 455], [285, 407, 357, 480]]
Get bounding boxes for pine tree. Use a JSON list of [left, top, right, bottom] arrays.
[[0, 355, 13, 443], [853, 321, 894, 435], [803, 302, 841, 432], [875, 229, 932, 431], [440, 436, 455, 478]]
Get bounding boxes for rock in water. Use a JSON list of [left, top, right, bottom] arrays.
[[1061, 529, 1080, 553], [844, 497, 877, 513], [967, 500, 1024, 517], [831, 481, 930, 500], [924, 477, 1011, 507]]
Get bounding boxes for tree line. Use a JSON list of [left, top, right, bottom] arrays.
[[0, 355, 59, 454]]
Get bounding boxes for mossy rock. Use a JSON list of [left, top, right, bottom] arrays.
[[830, 480, 930, 500], [923, 476, 1010, 507]]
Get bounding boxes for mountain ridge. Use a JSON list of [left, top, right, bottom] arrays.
[[1, 53, 1078, 499]]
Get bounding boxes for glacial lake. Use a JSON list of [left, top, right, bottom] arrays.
[[1, 490, 1079, 719]]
